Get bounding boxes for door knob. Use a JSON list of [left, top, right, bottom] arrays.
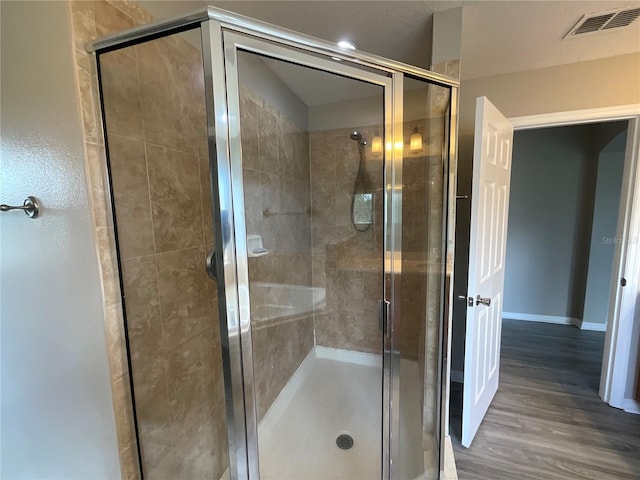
[[475, 295, 491, 307]]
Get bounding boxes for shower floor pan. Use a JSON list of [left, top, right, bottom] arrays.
[[257, 346, 382, 480], [220, 346, 428, 479]]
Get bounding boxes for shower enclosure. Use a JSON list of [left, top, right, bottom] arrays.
[[89, 7, 458, 480]]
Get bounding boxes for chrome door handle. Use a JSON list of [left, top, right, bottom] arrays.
[[206, 248, 217, 281], [475, 295, 491, 307]]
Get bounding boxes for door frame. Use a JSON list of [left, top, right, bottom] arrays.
[[213, 27, 396, 479], [199, 10, 460, 480], [508, 104, 640, 413]]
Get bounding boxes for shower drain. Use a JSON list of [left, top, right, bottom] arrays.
[[336, 433, 354, 450]]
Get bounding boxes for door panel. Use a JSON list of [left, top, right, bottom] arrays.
[[462, 96, 514, 447], [221, 33, 391, 480]]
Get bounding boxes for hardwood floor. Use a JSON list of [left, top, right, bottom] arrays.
[[450, 319, 640, 480]]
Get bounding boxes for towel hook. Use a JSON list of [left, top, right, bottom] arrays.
[[1, 196, 41, 219]]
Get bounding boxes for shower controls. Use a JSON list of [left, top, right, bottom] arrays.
[[205, 248, 217, 281]]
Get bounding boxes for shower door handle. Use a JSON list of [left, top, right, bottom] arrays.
[[205, 248, 217, 281], [378, 299, 390, 333]]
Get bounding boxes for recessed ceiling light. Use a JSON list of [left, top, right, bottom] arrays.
[[337, 40, 358, 50]]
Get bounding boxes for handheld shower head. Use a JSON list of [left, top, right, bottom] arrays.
[[350, 131, 362, 141]]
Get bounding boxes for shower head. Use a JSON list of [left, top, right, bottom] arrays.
[[349, 130, 367, 147]]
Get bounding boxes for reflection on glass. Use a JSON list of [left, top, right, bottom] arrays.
[[395, 76, 451, 479]]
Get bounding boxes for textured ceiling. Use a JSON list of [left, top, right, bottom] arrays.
[[138, 0, 640, 80], [461, 0, 640, 80]]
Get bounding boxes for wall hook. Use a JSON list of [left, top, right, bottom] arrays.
[[1, 196, 41, 218]]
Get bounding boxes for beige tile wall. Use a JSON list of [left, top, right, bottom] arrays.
[[238, 86, 315, 420], [309, 125, 385, 354], [69, 1, 227, 478]]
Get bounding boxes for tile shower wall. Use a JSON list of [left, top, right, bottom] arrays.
[[101, 33, 227, 480], [239, 86, 314, 420], [309, 125, 384, 354], [70, 2, 227, 478]]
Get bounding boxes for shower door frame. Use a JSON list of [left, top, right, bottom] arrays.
[[215, 28, 396, 480], [88, 7, 459, 480]]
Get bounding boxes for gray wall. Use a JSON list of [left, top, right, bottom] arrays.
[[0, 1, 120, 478], [582, 130, 627, 326], [450, 51, 639, 375], [503, 126, 598, 319], [431, 7, 462, 65], [451, 121, 628, 374]]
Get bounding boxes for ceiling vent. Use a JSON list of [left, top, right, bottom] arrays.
[[564, 6, 640, 38]]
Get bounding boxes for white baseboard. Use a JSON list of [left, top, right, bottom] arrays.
[[622, 398, 640, 415], [442, 435, 458, 480], [580, 321, 608, 332], [503, 313, 608, 332], [450, 369, 464, 383], [503, 312, 581, 327]]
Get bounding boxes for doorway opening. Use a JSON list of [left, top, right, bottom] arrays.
[[448, 106, 640, 478]]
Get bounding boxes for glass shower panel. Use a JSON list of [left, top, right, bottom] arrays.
[[98, 28, 229, 479], [235, 49, 385, 479], [394, 77, 452, 479]]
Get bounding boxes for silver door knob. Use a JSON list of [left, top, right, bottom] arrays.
[[475, 295, 491, 307]]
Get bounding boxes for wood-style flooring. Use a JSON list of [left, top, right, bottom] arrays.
[[450, 319, 640, 480]]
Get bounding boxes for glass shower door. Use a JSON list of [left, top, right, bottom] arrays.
[[218, 30, 393, 480]]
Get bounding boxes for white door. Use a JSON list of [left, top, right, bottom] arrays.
[[462, 97, 514, 447]]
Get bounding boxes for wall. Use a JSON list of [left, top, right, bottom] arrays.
[[431, 7, 462, 67], [583, 129, 627, 326], [0, 1, 120, 478], [238, 83, 315, 421], [503, 125, 598, 319], [458, 53, 640, 135], [451, 52, 640, 375], [309, 124, 384, 353]]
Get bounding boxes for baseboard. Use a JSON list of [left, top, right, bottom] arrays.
[[622, 398, 640, 415], [442, 435, 458, 480], [450, 369, 464, 383], [503, 312, 581, 327], [580, 321, 607, 332]]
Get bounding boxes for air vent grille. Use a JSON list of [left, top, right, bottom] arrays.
[[565, 7, 640, 38], [573, 13, 615, 34], [602, 7, 640, 29]]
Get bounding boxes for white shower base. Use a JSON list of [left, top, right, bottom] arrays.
[[221, 346, 434, 480], [257, 346, 383, 480]]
